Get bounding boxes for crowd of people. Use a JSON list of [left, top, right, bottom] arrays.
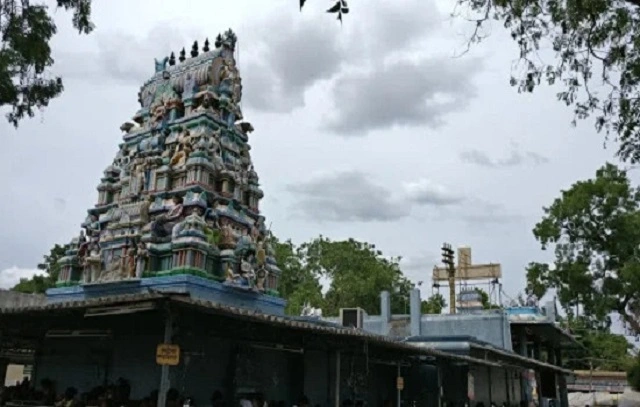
[[0, 378, 320, 407]]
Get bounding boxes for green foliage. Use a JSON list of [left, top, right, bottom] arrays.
[[584, 332, 633, 370], [530, 163, 640, 333], [272, 237, 325, 316], [421, 293, 446, 314], [474, 287, 501, 310], [0, 0, 94, 126], [561, 317, 633, 371], [13, 243, 68, 294], [460, 0, 640, 162], [301, 1, 640, 162], [273, 235, 413, 316], [525, 262, 550, 300], [301, 237, 411, 316], [628, 357, 640, 391]]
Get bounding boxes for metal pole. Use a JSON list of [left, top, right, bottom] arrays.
[[397, 364, 401, 407], [158, 309, 174, 407], [448, 267, 456, 314], [335, 351, 341, 407]]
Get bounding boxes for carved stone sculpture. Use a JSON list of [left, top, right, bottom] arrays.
[[135, 242, 149, 278], [84, 243, 102, 283], [151, 196, 184, 239]]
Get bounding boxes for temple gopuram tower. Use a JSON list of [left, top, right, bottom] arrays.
[[50, 31, 284, 314]]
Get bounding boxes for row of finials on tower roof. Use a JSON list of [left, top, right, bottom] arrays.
[[166, 32, 234, 67]]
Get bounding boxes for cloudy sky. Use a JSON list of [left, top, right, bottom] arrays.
[[0, 0, 620, 299]]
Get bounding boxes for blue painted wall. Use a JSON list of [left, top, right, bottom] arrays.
[[419, 312, 513, 351], [331, 311, 513, 351], [46, 275, 286, 315]]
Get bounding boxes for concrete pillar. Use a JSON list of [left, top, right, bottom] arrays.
[[381, 291, 391, 322], [518, 329, 528, 402], [410, 288, 422, 337]]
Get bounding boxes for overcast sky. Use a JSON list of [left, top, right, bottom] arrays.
[[0, 0, 621, 301]]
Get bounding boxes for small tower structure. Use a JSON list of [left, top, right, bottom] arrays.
[[48, 30, 284, 314], [433, 245, 502, 313]]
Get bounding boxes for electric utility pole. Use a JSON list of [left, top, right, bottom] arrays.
[[441, 243, 456, 314]]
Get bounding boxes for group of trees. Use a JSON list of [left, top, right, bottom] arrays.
[[523, 164, 640, 335], [273, 236, 413, 316], [519, 163, 640, 386], [12, 243, 67, 294], [556, 316, 635, 372]]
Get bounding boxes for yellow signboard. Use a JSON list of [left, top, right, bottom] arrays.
[[432, 263, 502, 282], [396, 377, 404, 391], [156, 344, 180, 366]]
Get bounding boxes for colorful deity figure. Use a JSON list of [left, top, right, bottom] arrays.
[[139, 194, 154, 225], [76, 230, 89, 257], [124, 246, 137, 278], [151, 196, 184, 239], [236, 228, 254, 252], [131, 161, 146, 195], [172, 206, 205, 239], [218, 58, 236, 84], [238, 254, 255, 287], [256, 239, 266, 266], [219, 220, 236, 249], [169, 139, 192, 168], [85, 214, 101, 239], [255, 267, 267, 292], [195, 93, 214, 113], [135, 241, 148, 278], [83, 242, 102, 283], [224, 263, 233, 281]]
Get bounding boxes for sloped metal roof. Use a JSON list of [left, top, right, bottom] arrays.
[[0, 292, 571, 373]]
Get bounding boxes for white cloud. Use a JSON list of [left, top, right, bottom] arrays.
[[0, 267, 44, 290], [402, 178, 465, 206]]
